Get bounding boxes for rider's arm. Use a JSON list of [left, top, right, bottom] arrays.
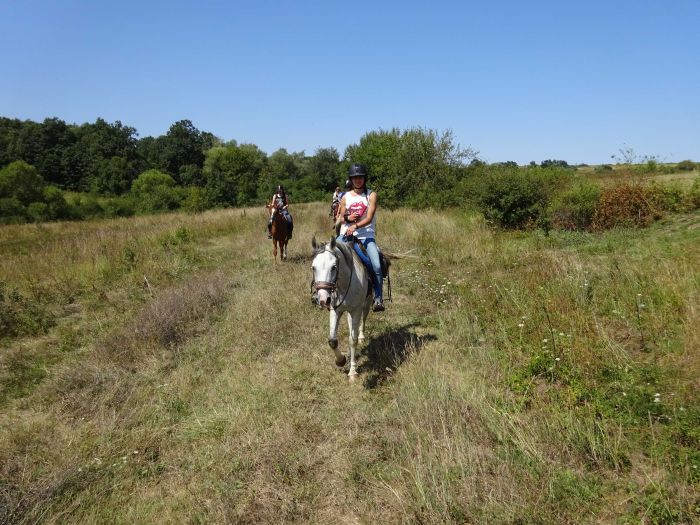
[[284, 195, 289, 209], [337, 195, 348, 221]]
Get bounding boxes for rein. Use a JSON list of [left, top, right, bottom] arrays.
[[311, 245, 354, 308]]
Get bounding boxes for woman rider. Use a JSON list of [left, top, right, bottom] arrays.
[[267, 184, 293, 239], [337, 163, 385, 312]]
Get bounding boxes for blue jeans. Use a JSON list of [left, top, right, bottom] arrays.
[[337, 235, 382, 299]]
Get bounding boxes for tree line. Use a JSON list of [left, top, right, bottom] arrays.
[[4, 115, 696, 228], [0, 117, 489, 223]]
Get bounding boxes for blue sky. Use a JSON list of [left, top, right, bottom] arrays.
[[2, 0, 699, 164]]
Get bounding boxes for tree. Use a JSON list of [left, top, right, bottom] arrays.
[[307, 147, 341, 193], [130, 169, 182, 213], [0, 160, 45, 204], [203, 144, 267, 206], [157, 120, 206, 182], [345, 127, 476, 208]]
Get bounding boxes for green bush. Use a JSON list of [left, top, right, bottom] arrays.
[[0, 197, 27, 223], [551, 180, 601, 230], [683, 177, 700, 210], [102, 196, 136, 218], [0, 160, 45, 204], [131, 170, 183, 213], [471, 167, 561, 230], [646, 182, 685, 212], [675, 160, 697, 171], [69, 194, 105, 219], [594, 164, 613, 174], [182, 186, 213, 213], [26, 202, 50, 222]]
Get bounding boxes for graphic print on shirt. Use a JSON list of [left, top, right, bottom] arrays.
[[347, 200, 367, 219]]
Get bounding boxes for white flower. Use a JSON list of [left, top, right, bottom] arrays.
[[518, 323, 524, 328], [542, 339, 548, 343]]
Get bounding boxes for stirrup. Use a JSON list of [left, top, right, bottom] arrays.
[[372, 298, 385, 312]]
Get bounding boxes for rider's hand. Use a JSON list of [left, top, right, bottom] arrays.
[[348, 212, 359, 222]]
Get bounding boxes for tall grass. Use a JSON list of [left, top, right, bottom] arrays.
[[1, 202, 698, 523]]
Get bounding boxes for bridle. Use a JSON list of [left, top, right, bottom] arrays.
[[311, 245, 354, 308]]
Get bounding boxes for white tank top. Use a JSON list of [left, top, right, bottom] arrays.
[[340, 189, 376, 239]]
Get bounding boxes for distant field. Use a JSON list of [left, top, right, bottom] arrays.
[[1, 202, 699, 523]]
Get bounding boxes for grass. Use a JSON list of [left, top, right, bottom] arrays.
[[1, 202, 699, 523]]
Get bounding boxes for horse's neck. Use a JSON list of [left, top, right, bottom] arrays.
[[335, 245, 369, 288]]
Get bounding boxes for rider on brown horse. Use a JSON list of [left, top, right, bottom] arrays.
[[267, 185, 293, 239]]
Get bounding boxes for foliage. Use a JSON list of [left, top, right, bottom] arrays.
[[592, 183, 662, 230], [593, 164, 613, 173], [0, 160, 45, 204], [683, 177, 700, 210], [130, 169, 183, 213], [551, 179, 601, 231], [203, 143, 266, 206], [470, 166, 563, 229], [344, 127, 476, 208], [674, 159, 697, 171]]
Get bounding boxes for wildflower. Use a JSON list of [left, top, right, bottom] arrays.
[[558, 332, 565, 336], [517, 323, 524, 328], [555, 357, 561, 361], [542, 338, 548, 343], [622, 392, 627, 396]]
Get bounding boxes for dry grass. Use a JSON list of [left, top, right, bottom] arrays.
[[1, 202, 699, 523]]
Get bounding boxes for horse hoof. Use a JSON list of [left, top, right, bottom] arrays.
[[348, 372, 358, 382], [328, 338, 338, 350], [358, 335, 365, 343], [335, 355, 346, 367]]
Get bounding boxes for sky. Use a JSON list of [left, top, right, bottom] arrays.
[[1, 0, 699, 165]]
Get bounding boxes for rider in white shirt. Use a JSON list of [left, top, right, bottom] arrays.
[[337, 163, 385, 312]]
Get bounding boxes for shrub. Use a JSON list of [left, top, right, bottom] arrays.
[[646, 182, 685, 212], [0, 161, 45, 204], [594, 165, 614, 174], [26, 202, 50, 222], [182, 186, 213, 213], [683, 177, 700, 210], [675, 160, 697, 171], [592, 184, 662, 230], [472, 167, 561, 230], [102, 196, 136, 218], [131, 170, 183, 213], [70, 195, 105, 219], [551, 180, 601, 231], [0, 197, 27, 223]]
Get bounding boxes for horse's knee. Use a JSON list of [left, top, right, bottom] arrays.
[[328, 338, 338, 350]]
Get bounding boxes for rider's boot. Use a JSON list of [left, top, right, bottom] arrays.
[[372, 296, 385, 312]]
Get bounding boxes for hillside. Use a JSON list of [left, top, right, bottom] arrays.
[[1, 203, 699, 523]]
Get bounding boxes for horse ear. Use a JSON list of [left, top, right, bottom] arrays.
[[330, 236, 336, 250], [312, 236, 319, 251]]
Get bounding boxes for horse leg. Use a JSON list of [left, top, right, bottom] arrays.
[[328, 309, 345, 367], [283, 240, 288, 260], [272, 238, 277, 261], [347, 311, 360, 380]]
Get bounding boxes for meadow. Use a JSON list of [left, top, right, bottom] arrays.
[[1, 199, 699, 523]]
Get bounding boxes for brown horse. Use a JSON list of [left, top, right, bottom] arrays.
[[267, 204, 289, 261]]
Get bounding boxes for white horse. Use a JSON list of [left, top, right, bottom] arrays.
[[311, 236, 373, 381]]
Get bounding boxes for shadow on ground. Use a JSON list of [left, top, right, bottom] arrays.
[[359, 323, 437, 389]]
